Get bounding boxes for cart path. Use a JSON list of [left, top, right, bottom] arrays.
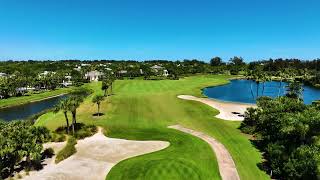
[[169, 125, 240, 180]]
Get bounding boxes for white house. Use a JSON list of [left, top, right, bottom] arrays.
[[0, 72, 7, 77], [150, 65, 163, 73], [62, 75, 72, 87], [150, 65, 169, 76], [39, 71, 56, 78], [163, 69, 169, 77], [74, 66, 81, 71], [85, 71, 104, 81], [118, 70, 127, 74]]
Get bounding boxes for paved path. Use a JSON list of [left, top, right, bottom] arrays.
[[169, 125, 240, 180], [178, 95, 255, 121], [24, 128, 169, 180]]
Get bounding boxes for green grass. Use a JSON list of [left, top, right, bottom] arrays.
[[0, 87, 73, 108], [55, 137, 77, 163], [36, 75, 269, 180]]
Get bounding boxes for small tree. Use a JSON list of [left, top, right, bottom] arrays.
[[92, 95, 105, 116]]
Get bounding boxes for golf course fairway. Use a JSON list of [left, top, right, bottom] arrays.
[[36, 75, 269, 180]]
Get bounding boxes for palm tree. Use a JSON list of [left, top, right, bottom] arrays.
[[53, 99, 70, 134], [92, 94, 105, 116], [68, 95, 83, 134], [101, 80, 109, 96]]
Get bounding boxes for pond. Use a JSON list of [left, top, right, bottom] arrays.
[[0, 95, 68, 121], [203, 79, 320, 105]]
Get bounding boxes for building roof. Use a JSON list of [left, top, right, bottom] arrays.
[[150, 65, 163, 69], [85, 70, 104, 77]]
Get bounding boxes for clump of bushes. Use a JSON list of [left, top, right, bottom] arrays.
[[0, 121, 51, 179], [240, 95, 320, 179], [55, 123, 97, 140], [73, 124, 97, 139], [50, 133, 66, 142], [52, 123, 97, 164], [42, 148, 55, 159], [55, 137, 77, 164]]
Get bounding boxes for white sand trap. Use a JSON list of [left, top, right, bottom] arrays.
[[24, 128, 169, 180], [178, 95, 256, 121], [170, 125, 240, 180]]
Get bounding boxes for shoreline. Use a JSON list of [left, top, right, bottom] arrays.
[[178, 95, 255, 121], [0, 93, 67, 110]]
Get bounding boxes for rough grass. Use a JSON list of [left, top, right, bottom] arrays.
[[36, 75, 269, 180], [55, 137, 77, 164], [0, 87, 73, 108]]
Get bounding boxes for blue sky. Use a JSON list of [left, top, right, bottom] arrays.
[[0, 0, 319, 61]]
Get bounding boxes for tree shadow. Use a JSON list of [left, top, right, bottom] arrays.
[[5, 148, 56, 179], [92, 113, 105, 117]]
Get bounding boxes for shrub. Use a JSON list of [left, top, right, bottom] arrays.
[[73, 124, 97, 139], [50, 133, 66, 142], [42, 148, 55, 159], [55, 137, 77, 164]]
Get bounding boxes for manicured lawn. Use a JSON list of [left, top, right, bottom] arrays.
[[0, 87, 73, 108], [36, 75, 269, 180]]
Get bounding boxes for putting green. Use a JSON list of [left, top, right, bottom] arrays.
[[36, 75, 269, 180]]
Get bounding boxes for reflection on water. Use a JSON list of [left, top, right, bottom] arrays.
[[203, 79, 320, 104], [0, 95, 67, 121]]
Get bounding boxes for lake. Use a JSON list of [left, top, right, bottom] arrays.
[[0, 95, 67, 121], [203, 79, 320, 105]]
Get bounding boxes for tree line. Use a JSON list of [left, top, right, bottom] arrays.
[[240, 82, 320, 179]]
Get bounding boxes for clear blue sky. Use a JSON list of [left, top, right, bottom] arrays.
[[0, 0, 319, 61]]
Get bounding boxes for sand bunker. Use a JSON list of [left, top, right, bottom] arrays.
[[23, 128, 169, 180], [178, 95, 256, 121]]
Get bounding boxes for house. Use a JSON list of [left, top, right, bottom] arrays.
[[0, 72, 7, 77], [150, 65, 169, 76], [163, 69, 169, 77], [74, 66, 81, 71], [39, 71, 56, 78], [85, 71, 104, 81], [150, 65, 163, 73], [62, 75, 72, 87], [118, 70, 127, 74]]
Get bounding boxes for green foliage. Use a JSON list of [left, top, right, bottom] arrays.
[[55, 137, 77, 164], [42, 148, 55, 159], [240, 96, 320, 179], [0, 121, 51, 179], [73, 124, 97, 139], [35, 76, 269, 179]]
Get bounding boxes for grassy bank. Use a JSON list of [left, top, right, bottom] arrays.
[[0, 87, 73, 108], [36, 75, 269, 180]]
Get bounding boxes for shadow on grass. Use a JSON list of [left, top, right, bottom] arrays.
[[92, 113, 105, 117]]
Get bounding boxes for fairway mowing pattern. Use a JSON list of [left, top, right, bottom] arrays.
[[36, 75, 269, 180], [143, 159, 201, 180]]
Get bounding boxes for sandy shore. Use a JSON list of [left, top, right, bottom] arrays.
[[178, 95, 256, 121], [170, 125, 240, 180], [23, 128, 169, 180]]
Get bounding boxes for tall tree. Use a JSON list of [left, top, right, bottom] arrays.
[[53, 99, 70, 134], [101, 80, 109, 97], [210, 57, 223, 66], [67, 95, 84, 134], [92, 95, 105, 116]]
